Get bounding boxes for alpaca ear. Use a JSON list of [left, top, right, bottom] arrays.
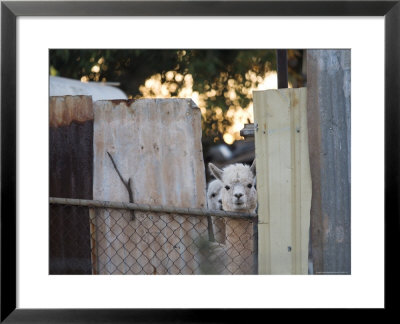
[[250, 159, 256, 175], [208, 163, 223, 181]]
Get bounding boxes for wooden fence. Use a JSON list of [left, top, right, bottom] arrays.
[[253, 88, 312, 274], [49, 51, 351, 275], [306, 49, 351, 275], [49, 97, 256, 274], [250, 49, 351, 275]]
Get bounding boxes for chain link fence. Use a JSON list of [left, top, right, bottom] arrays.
[[50, 198, 258, 275]]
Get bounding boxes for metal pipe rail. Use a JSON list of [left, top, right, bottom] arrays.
[[49, 197, 258, 221]]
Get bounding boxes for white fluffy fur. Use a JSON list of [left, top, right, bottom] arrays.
[[206, 179, 223, 211], [209, 162, 257, 213]]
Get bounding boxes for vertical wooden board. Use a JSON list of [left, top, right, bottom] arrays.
[[49, 95, 94, 128], [49, 95, 94, 274], [257, 224, 270, 274], [92, 99, 207, 274], [252, 92, 270, 273], [293, 89, 312, 274], [266, 90, 293, 274], [307, 50, 351, 275], [253, 88, 311, 274]]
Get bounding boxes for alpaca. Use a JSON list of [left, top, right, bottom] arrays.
[[206, 178, 226, 244], [206, 179, 223, 211], [208, 160, 257, 213], [203, 161, 257, 274]]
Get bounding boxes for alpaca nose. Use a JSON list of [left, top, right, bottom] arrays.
[[218, 199, 222, 204], [235, 193, 243, 199]]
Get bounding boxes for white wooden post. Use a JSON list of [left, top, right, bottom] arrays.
[[253, 88, 312, 274]]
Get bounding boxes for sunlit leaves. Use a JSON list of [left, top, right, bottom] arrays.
[[50, 49, 304, 147]]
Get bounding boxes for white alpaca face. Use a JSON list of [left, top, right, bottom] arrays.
[[207, 179, 223, 210], [221, 177, 257, 212], [209, 161, 257, 213]]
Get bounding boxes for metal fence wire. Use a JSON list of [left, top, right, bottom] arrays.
[[50, 198, 258, 275]]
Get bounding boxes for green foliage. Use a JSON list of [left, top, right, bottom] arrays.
[[50, 49, 304, 147]]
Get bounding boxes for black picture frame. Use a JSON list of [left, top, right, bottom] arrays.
[[1, 0, 398, 321]]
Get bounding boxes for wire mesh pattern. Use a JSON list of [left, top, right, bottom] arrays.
[[50, 200, 258, 275]]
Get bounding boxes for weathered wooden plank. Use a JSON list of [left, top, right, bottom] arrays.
[[253, 87, 311, 274], [49, 95, 94, 274], [307, 50, 351, 275], [92, 98, 208, 274], [49, 95, 93, 127]]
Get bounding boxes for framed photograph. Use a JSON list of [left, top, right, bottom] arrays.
[[1, 0, 398, 321]]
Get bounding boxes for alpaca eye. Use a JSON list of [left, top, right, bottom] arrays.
[[247, 184, 252, 188], [225, 185, 230, 190], [211, 193, 216, 198]]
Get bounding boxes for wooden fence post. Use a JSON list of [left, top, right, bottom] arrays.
[[49, 95, 94, 274], [306, 50, 351, 274], [253, 88, 312, 274]]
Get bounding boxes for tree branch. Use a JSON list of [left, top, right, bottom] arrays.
[[107, 152, 135, 221]]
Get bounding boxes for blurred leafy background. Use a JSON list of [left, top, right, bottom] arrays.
[[50, 49, 305, 152]]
